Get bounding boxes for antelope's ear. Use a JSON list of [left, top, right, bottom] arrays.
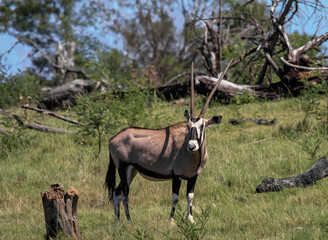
[[205, 115, 222, 127], [184, 110, 190, 121]]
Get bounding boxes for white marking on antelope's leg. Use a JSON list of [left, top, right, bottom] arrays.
[[169, 193, 179, 224], [186, 176, 197, 224], [169, 177, 181, 223], [187, 192, 195, 224]]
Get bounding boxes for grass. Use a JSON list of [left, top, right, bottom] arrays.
[[1, 96, 328, 239]]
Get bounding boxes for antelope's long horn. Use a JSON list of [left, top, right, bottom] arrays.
[[198, 59, 233, 118], [190, 61, 195, 118]]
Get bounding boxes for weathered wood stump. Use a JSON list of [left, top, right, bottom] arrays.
[[256, 156, 328, 193], [41, 183, 80, 239]]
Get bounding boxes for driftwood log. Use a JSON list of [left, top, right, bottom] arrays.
[[228, 118, 276, 125], [41, 183, 80, 240], [256, 156, 328, 193]]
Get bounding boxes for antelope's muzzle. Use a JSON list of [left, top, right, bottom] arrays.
[[188, 127, 200, 152]]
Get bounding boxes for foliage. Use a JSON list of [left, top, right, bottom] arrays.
[[0, 70, 42, 108], [231, 90, 256, 105], [297, 76, 328, 131], [75, 87, 156, 158], [0, 115, 32, 159], [174, 206, 210, 240]]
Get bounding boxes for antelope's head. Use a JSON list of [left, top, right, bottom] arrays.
[[184, 61, 231, 152]]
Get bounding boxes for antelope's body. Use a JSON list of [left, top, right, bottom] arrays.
[[109, 122, 207, 180], [105, 61, 232, 222]]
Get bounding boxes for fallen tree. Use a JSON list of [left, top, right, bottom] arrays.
[[256, 156, 328, 193]]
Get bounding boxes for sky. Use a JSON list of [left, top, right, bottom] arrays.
[[0, 0, 327, 76]]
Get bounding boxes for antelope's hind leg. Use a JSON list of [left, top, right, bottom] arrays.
[[117, 164, 137, 221]]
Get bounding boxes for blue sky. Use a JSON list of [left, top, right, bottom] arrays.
[[0, 0, 327, 76]]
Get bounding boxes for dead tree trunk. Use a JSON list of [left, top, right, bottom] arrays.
[[256, 156, 328, 193], [41, 183, 80, 240]]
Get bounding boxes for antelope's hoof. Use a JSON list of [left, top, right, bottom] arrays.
[[188, 215, 196, 224], [169, 217, 175, 225]]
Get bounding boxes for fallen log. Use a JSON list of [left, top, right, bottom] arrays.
[[228, 118, 276, 125], [22, 106, 84, 126], [256, 156, 328, 193], [39, 79, 95, 109], [13, 115, 76, 134], [41, 183, 80, 240]]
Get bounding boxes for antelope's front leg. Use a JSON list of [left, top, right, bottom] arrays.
[[169, 176, 181, 224], [186, 176, 197, 224]]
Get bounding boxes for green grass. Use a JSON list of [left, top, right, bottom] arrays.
[[1, 97, 328, 239]]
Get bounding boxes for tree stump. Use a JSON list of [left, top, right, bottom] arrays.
[[41, 183, 80, 239]]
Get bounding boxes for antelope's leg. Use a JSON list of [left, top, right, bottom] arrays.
[[169, 176, 181, 223], [113, 182, 122, 221], [186, 175, 197, 223], [118, 165, 135, 221]]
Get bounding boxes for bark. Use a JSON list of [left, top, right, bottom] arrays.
[[13, 115, 76, 134], [22, 106, 84, 126], [256, 156, 328, 193], [41, 183, 80, 240]]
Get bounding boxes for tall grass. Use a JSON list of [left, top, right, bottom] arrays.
[[1, 96, 328, 239]]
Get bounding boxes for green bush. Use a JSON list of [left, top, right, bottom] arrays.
[[231, 90, 256, 105], [0, 71, 42, 108], [75, 88, 156, 158]]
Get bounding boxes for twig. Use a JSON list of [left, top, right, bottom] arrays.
[[252, 137, 272, 144], [22, 106, 84, 126]]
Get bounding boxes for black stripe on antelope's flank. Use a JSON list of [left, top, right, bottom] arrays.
[[132, 163, 173, 180]]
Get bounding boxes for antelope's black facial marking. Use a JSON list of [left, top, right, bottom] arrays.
[[186, 118, 205, 152]]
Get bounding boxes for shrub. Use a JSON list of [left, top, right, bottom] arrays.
[[0, 71, 42, 108]]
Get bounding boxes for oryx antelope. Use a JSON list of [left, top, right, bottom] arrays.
[[105, 61, 232, 223]]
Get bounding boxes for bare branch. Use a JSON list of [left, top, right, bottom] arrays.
[[15, 35, 89, 79], [279, 56, 328, 70], [21, 106, 84, 126], [164, 72, 190, 86], [12, 115, 77, 134]]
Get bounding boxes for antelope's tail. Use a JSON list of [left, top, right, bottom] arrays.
[[105, 152, 116, 201]]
